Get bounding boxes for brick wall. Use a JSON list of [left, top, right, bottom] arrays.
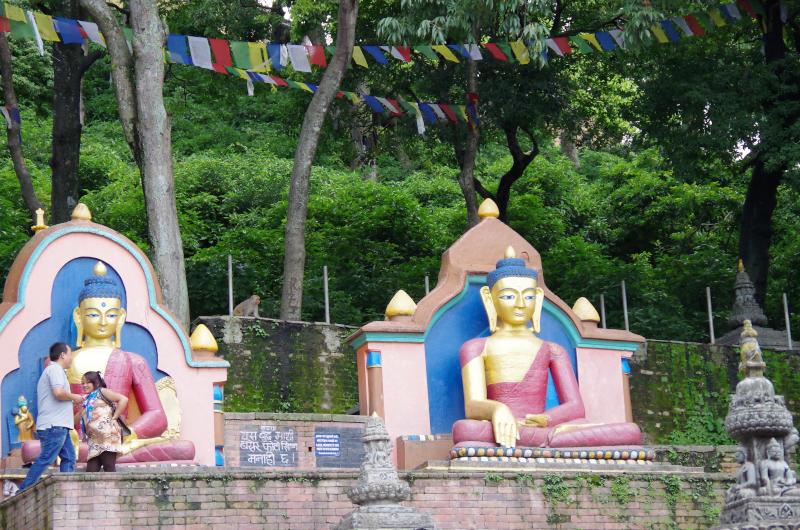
[[0, 468, 731, 529]]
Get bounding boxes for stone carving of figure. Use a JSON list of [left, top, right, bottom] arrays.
[[726, 446, 757, 501], [13, 396, 35, 442], [759, 438, 798, 496], [452, 247, 642, 448]]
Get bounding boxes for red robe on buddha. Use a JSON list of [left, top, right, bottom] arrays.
[[452, 338, 642, 448]]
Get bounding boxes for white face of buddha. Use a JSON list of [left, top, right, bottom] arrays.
[[79, 297, 124, 341], [491, 276, 538, 326]]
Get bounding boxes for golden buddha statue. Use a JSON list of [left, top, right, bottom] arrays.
[[23, 262, 193, 463], [452, 247, 641, 449], [13, 396, 35, 442]]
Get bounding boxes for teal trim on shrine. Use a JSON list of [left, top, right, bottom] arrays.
[[0, 225, 229, 368], [350, 275, 641, 352], [366, 351, 382, 367], [621, 358, 631, 374]]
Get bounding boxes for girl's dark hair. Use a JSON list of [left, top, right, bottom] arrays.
[[82, 371, 107, 389]]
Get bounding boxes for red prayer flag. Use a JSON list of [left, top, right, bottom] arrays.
[[307, 45, 327, 67], [684, 15, 705, 35], [209, 39, 233, 74], [395, 46, 412, 61], [270, 76, 289, 87], [439, 104, 458, 122], [483, 43, 508, 61], [385, 98, 402, 116], [0, 17, 9, 33], [467, 92, 479, 106], [552, 37, 573, 54], [737, 1, 757, 18], [336, 91, 345, 98]]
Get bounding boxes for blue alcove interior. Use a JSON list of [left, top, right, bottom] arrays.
[[2, 257, 167, 455], [424, 276, 578, 435]]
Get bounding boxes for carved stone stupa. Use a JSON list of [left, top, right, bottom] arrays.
[[335, 415, 434, 530], [716, 321, 800, 529]]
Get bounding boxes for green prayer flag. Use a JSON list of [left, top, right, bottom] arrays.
[[413, 45, 439, 61], [9, 19, 34, 39], [0, 3, 5, 17], [285, 79, 303, 90], [122, 27, 132, 43], [398, 100, 418, 116], [748, 1, 766, 16], [569, 35, 594, 53], [691, 11, 716, 32], [325, 46, 336, 55], [229, 41, 253, 69], [495, 42, 516, 63]]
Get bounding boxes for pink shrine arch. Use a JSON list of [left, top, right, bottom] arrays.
[[346, 212, 645, 458], [0, 213, 228, 465]]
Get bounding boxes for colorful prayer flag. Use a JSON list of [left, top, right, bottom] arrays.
[[307, 45, 326, 67], [391, 46, 411, 62], [568, 35, 594, 53], [352, 46, 368, 67], [209, 38, 232, 74], [287, 44, 310, 72], [413, 45, 439, 61], [188, 36, 213, 70], [249, 42, 268, 72], [683, 15, 705, 35], [267, 43, 281, 70], [708, 8, 727, 26], [362, 45, 389, 64], [416, 103, 438, 124], [4, 4, 25, 21], [33, 13, 59, 41], [167, 34, 193, 65], [432, 45, 459, 62], [508, 41, 530, 63], [649, 25, 670, 43], [439, 104, 458, 122], [483, 42, 508, 61], [362, 95, 386, 112], [595, 32, 617, 50], [229, 41, 253, 69], [580, 33, 602, 51], [670, 16, 694, 36], [53, 17, 83, 44], [0, 16, 8, 33], [78, 21, 104, 46]]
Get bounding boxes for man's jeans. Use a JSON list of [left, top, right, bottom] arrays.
[[19, 426, 75, 490]]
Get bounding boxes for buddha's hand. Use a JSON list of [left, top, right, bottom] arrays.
[[491, 406, 519, 448], [523, 414, 548, 427]]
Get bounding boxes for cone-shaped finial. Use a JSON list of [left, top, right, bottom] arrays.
[[385, 290, 416, 318], [93, 261, 107, 276], [71, 203, 92, 221], [504, 245, 516, 259], [572, 297, 601, 322], [190, 324, 219, 353], [31, 208, 48, 234], [478, 198, 499, 219], [737, 259, 744, 273]]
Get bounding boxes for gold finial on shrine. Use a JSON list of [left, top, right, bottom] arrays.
[[478, 198, 499, 219], [572, 297, 601, 323], [505, 246, 516, 259], [738, 259, 744, 273], [31, 208, 48, 234], [385, 290, 416, 320], [190, 324, 219, 353], [93, 261, 107, 276], [71, 203, 92, 221]]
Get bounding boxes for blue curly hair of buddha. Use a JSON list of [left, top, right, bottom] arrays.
[[78, 274, 124, 303], [486, 256, 538, 289]]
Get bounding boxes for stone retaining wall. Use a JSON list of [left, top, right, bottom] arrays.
[[0, 468, 731, 529]]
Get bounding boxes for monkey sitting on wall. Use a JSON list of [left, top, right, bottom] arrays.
[[233, 295, 260, 317]]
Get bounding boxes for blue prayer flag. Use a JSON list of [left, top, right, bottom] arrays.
[[595, 32, 617, 50], [267, 44, 282, 70], [53, 17, 84, 44], [659, 20, 681, 42], [362, 95, 386, 112], [167, 34, 193, 65], [362, 45, 389, 64], [417, 103, 438, 124]]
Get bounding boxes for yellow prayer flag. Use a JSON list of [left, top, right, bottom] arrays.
[[232, 68, 250, 80], [650, 25, 670, 43], [342, 91, 361, 104], [296, 82, 314, 93], [580, 33, 602, 51], [509, 41, 530, 64], [33, 13, 60, 41], [5, 3, 26, 21], [431, 44, 459, 62], [352, 46, 368, 68], [455, 105, 468, 122], [707, 9, 727, 27], [248, 42, 269, 72]]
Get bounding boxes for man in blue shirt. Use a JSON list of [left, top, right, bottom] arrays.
[[18, 342, 84, 491]]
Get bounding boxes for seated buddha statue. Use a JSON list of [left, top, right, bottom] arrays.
[[452, 248, 642, 449], [23, 262, 193, 463]]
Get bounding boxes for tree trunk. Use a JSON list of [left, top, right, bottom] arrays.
[[736, 0, 798, 306], [79, 0, 141, 163], [455, 57, 480, 229], [50, 41, 100, 223], [0, 33, 43, 222], [130, 0, 189, 330], [738, 157, 781, 307], [280, 0, 359, 320]]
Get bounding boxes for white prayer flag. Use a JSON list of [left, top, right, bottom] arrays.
[[375, 97, 399, 114], [430, 104, 447, 121], [545, 39, 563, 57], [188, 36, 213, 70], [287, 45, 311, 72], [609, 30, 626, 50], [79, 21, 105, 47], [466, 43, 482, 60], [670, 17, 693, 36], [724, 3, 742, 19], [26, 11, 44, 56]]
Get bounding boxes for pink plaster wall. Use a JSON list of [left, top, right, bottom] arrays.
[[358, 342, 430, 463], [0, 226, 226, 465], [576, 347, 628, 424]]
